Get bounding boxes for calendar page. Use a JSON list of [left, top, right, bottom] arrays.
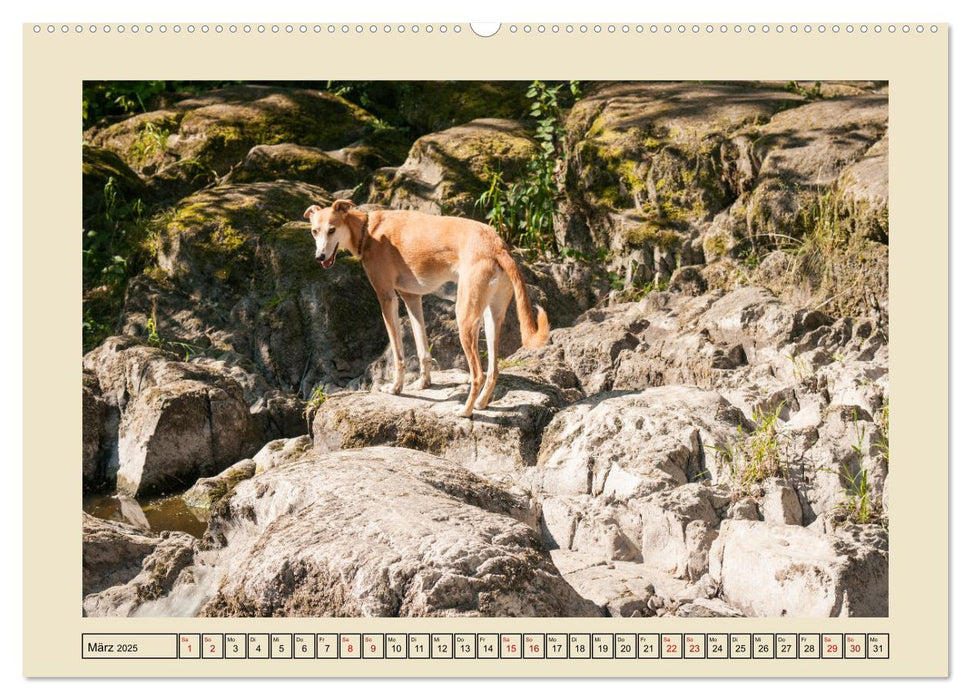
[[22, 20, 947, 677]]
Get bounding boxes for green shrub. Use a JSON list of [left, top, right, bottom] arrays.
[[83, 177, 154, 350], [475, 80, 581, 257]]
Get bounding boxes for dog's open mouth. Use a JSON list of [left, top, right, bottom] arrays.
[[319, 248, 338, 269]]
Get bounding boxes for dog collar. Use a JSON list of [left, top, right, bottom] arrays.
[[357, 212, 370, 258]]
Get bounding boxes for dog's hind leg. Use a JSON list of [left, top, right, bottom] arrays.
[[400, 292, 432, 390], [456, 263, 492, 417], [475, 285, 513, 410], [377, 293, 405, 394]]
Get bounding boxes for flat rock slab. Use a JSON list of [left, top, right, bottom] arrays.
[[755, 95, 888, 186], [191, 447, 600, 617], [312, 369, 563, 479], [83, 336, 264, 497], [549, 552, 656, 617], [550, 550, 723, 618]]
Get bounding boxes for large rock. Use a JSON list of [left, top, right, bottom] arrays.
[[226, 143, 362, 190], [561, 82, 806, 267], [708, 520, 888, 617], [116, 379, 253, 497], [507, 301, 648, 395], [550, 553, 657, 617], [313, 369, 563, 481], [82, 513, 159, 597], [124, 181, 387, 393], [85, 85, 381, 201], [120, 447, 601, 617], [536, 386, 747, 499], [83, 336, 264, 496], [153, 181, 331, 299], [549, 549, 730, 618], [374, 119, 536, 216], [84, 529, 198, 617], [703, 92, 888, 255], [507, 290, 789, 397], [703, 93, 888, 320], [698, 286, 829, 349], [753, 95, 888, 189], [532, 387, 741, 577]]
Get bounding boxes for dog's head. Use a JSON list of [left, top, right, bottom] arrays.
[[304, 199, 354, 270]]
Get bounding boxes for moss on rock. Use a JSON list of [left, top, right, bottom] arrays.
[[155, 181, 333, 298], [86, 85, 382, 201], [85, 111, 183, 175], [564, 83, 805, 247]]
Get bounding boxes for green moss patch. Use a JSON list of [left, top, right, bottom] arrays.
[[156, 181, 333, 297], [87, 86, 383, 187]]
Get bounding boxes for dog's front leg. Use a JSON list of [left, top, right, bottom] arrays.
[[378, 294, 405, 395]]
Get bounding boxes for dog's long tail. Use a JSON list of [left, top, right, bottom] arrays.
[[495, 247, 550, 349]]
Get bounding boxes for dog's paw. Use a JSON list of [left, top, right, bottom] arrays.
[[409, 375, 431, 391], [473, 397, 491, 410], [456, 405, 474, 418], [380, 382, 403, 395]]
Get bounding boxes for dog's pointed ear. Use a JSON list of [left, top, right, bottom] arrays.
[[332, 199, 353, 214], [303, 204, 321, 220]]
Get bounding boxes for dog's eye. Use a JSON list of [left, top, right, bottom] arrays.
[[311, 228, 319, 236], [328, 226, 336, 235]]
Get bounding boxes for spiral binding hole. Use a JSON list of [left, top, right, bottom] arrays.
[[29, 22, 942, 38]]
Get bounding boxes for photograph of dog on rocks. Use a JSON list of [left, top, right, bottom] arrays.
[[82, 81, 889, 618]]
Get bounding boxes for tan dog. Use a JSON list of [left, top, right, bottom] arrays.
[[304, 199, 549, 416]]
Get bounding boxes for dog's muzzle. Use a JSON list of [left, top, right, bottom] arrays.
[[317, 248, 338, 269]]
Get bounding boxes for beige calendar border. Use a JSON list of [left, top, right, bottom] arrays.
[[22, 23, 948, 677]]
